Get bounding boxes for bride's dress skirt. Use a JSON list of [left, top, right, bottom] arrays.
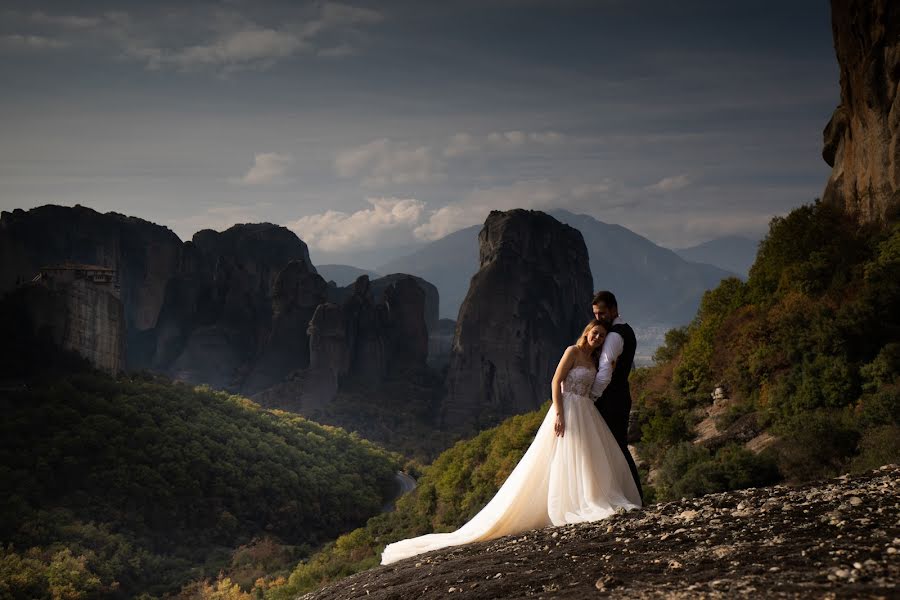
[[381, 382, 641, 565]]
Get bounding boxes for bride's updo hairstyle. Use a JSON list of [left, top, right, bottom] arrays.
[[576, 319, 608, 364]]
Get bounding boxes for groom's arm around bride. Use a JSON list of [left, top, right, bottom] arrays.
[[589, 290, 644, 501]]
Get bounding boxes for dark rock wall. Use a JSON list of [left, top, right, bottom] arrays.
[[442, 209, 593, 431], [0, 205, 182, 365], [823, 0, 900, 222]]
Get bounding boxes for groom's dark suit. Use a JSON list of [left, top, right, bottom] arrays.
[[593, 320, 644, 500]]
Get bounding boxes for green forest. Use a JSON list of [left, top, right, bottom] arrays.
[[0, 372, 401, 598], [633, 200, 899, 500]]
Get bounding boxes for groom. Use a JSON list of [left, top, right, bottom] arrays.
[[590, 291, 644, 500]]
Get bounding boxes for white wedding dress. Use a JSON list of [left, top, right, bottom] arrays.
[[381, 363, 641, 565]]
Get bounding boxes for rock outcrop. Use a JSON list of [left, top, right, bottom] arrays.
[[255, 274, 430, 410], [442, 210, 593, 431], [0, 205, 182, 366], [0, 204, 438, 402], [302, 465, 900, 599], [162, 223, 321, 392], [0, 269, 125, 375], [823, 0, 900, 223], [242, 259, 328, 394]]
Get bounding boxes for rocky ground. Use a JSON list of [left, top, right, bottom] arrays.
[[301, 465, 899, 599]]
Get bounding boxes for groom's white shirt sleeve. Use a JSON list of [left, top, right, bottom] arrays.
[[591, 316, 624, 399]]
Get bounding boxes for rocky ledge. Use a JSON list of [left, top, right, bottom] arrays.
[[302, 465, 899, 599]]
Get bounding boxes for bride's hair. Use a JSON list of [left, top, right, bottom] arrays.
[[576, 319, 608, 365]]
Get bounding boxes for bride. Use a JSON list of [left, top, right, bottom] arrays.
[[381, 319, 642, 565]]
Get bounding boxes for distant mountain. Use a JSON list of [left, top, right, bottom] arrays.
[[377, 225, 481, 319], [549, 210, 735, 325], [673, 235, 760, 278], [316, 264, 381, 286], [380, 212, 735, 325], [309, 242, 426, 272]]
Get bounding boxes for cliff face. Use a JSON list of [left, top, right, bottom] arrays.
[[0, 205, 182, 364], [0, 204, 436, 405], [0, 278, 125, 376], [252, 274, 430, 412], [823, 0, 900, 223], [442, 210, 593, 431], [302, 465, 900, 600], [162, 223, 322, 393]]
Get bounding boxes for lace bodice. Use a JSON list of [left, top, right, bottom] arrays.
[[563, 365, 596, 398]]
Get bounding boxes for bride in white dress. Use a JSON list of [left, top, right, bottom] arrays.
[[381, 319, 642, 565]]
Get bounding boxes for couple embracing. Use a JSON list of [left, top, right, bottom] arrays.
[[381, 291, 643, 565]]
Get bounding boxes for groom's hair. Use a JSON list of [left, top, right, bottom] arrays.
[[592, 290, 617, 309]]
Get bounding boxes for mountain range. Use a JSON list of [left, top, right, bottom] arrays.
[[673, 235, 761, 278]]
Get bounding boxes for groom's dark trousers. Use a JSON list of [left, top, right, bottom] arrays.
[[595, 322, 644, 501]]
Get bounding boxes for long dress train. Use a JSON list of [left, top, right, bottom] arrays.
[[381, 365, 641, 565]]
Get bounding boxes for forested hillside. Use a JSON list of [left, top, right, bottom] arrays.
[[0, 371, 401, 598], [264, 408, 548, 598], [633, 200, 899, 499]]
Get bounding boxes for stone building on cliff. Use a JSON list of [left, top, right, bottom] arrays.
[[27, 262, 126, 375]]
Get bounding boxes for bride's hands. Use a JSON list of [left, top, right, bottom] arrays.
[[554, 412, 565, 437]]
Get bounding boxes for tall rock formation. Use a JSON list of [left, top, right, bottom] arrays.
[[256, 274, 430, 410], [0, 205, 182, 366], [823, 0, 900, 223], [0, 264, 125, 375], [165, 223, 321, 393], [442, 210, 593, 431], [242, 259, 328, 394]]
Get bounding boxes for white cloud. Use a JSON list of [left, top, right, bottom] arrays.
[[413, 204, 484, 241], [288, 197, 426, 251], [334, 139, 446, 187], [171, 29, 307, 71], [443, 133, 480, 158], [414, 180, 569, 241], [0, 34, 68, 50], [646, 174, 691, 193], [238, 152, 294, 185]]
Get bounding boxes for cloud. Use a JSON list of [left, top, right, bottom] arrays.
[[646, 174, 691, 193], [443, 130, 564, 157], [0, 34, 68, 50], [335, 139, 446, 187], [5, 3, 383, 73], [443, 133, 481, 158], [238, 152, 294, 185], [287, 197, 426, 251], [170, 29, 307, 71], [287, 178, 630, 249], [29, 11, 101, 29], [414, 179, 627, 241]]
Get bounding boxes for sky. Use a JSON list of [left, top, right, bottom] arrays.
[[0, 0, 839, 268]]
